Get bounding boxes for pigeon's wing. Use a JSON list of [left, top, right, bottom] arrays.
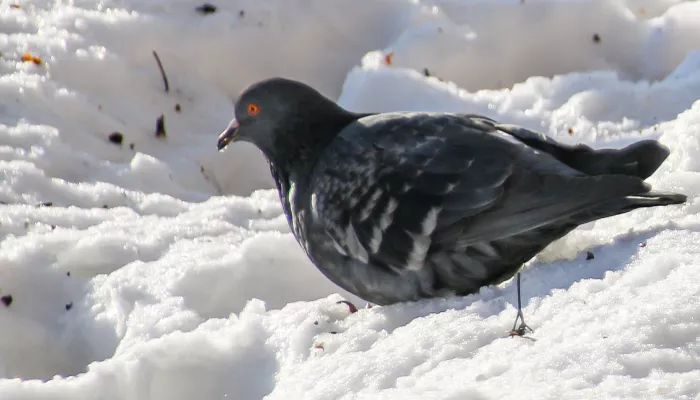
[[489, 118, 669, 179], [309, 113, 648, 273]]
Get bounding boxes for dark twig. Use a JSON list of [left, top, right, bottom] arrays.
[[155, 114, 167, 138], [152, 50, 169, 93], [195, 4, 217, 14]]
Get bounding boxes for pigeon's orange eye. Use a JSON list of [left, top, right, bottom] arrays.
[[247, 103, 260, 116]]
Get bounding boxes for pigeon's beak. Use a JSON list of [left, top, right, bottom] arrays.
[[217, 118, 239, 151]]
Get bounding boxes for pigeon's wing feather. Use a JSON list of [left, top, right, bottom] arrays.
[[491, 120, 670, 179], [309, 113, 648, 273]]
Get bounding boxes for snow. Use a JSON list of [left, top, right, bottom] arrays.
[[0, 0, 699, 398]]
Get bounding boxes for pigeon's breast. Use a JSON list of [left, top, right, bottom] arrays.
[[269, 163, 296, 234], [287, 180, 311, 254], [269, 161, 315, 257]]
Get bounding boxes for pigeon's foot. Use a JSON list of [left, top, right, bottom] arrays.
[[335, 300, 374, 313], [505, 272, 536, 339], [508, 309, 535, 339], [312, 300, 370, 352], [336, 300, 359, 313]]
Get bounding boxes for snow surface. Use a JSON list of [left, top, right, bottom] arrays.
[[1, 0, 700, 399]]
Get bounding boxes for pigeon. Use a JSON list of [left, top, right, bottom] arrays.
[[217, 77, 686, 335]]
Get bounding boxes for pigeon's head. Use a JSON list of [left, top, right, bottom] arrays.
[[217, 77, 353, 159]]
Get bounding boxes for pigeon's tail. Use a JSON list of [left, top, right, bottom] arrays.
[[564, 140, 685, 220]]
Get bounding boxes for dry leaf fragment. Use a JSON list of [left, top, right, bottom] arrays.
[[21, 52, 42, 65], [384, 52, 394, 66]]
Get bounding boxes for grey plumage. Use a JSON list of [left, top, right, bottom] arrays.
[[217, 77, 687, 307]]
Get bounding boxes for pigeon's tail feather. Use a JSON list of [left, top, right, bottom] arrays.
[[603, 191, 686, 214], [570, 190, 686, 227]]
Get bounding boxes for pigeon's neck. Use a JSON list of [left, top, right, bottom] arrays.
[[266, 109, 367, 180]]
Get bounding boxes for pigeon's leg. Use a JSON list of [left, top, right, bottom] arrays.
[[509, 273, 534, 337]]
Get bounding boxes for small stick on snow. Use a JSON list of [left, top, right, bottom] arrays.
[[155, 114, 167, 138], [152, 50, 170, 93]]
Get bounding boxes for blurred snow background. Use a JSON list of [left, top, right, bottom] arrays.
[[0, 0, 699, 399]]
